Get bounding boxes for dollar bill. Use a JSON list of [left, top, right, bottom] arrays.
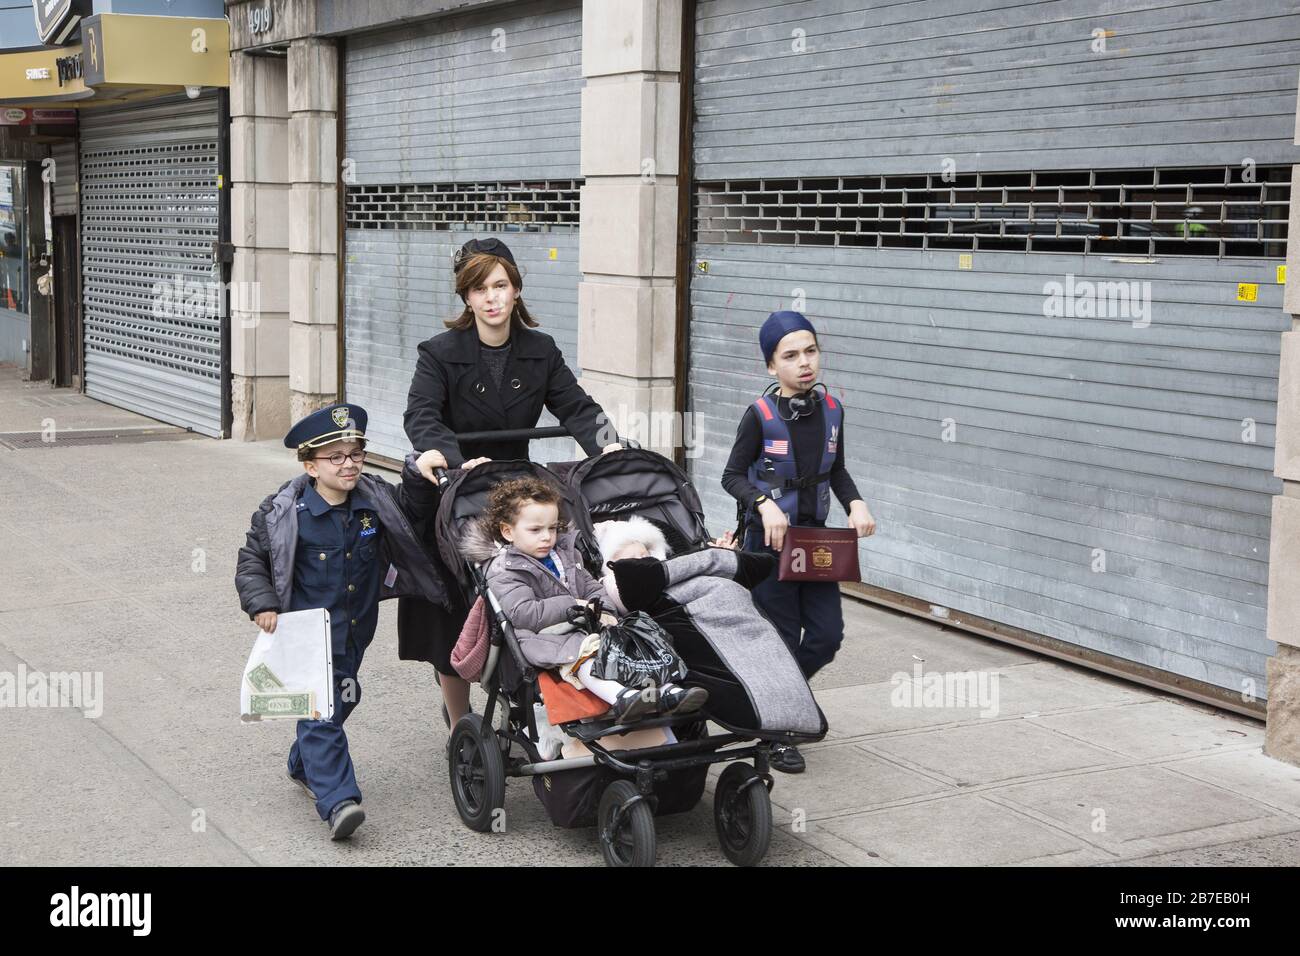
[[248, 690, 315, 720], [246, 662, 286, 693]]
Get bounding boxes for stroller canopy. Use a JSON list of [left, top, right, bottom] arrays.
[[566, 449, 708, 556]]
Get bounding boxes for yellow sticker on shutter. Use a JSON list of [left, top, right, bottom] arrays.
[[548, 247, 558, 260], [958, 253, 973, 270], [1277, 265, 1287, 284], [1237, 283, 1258, 302]]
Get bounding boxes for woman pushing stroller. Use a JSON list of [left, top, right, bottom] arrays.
[[460, 476, 708, 722]]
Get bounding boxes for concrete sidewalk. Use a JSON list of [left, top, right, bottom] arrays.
[[2, 370, 1299, 866]]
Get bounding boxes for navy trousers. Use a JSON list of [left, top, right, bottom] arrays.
[[743, 526, 845, 679], [287, 639, 365, 820]]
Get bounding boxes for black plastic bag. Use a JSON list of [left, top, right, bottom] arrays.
[[591, 612, 686, 689]]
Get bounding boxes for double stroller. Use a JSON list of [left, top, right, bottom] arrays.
[[432, 430, 827, 867]]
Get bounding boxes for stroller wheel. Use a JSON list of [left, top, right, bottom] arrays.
[[597, 780, 656, 867], [714, 762, 772, 867], [448, 713, 506, 833]]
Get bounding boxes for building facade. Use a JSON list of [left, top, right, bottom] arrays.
[[685, 1, 1299, 728], [0, 0, 1273, 762], [0, 0, 231, 433]]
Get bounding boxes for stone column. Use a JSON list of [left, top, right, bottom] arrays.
[[1265, 75, 1300, 766], [229, 52, 291, 440], [577, 0, 683, 458], [287, 37, 339, 423]]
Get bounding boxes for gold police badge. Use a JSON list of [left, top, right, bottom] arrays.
[[331, 406, 351, 429]]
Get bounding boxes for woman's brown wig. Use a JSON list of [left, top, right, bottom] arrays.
[[444, 252, 540, 332]]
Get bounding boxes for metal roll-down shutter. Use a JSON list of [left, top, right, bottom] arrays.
[[344, 0, 585, 465], [50, 141, 77, 218], [80, 93, 223, 436], [687, 0, 1299, 698]]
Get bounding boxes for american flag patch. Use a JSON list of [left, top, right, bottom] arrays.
[[764, 439, 789, 455]]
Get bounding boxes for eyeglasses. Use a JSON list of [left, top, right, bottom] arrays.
[[313, 450, 366, 466]]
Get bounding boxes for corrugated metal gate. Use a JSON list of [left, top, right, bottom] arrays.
[[50, 141, 76, 217], [687, 0, 1299, 697], [79, 93, 223, 436], [343, 0, 584, 465]]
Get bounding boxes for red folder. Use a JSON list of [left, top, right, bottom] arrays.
[[778, 526, 862, 582]]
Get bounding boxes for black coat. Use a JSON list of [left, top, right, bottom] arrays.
[[398, 323, 616, 670], [404, 325, 614, 466]]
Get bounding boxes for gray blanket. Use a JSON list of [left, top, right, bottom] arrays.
[[657, 548, 822, 735]]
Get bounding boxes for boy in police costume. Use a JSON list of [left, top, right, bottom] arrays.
[[235, 404, 450, 839], [723, 311, 876, 773]]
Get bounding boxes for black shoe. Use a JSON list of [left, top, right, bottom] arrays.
[[770, 744, 806, 774], [658, 684, 708, 716], [328, 800, 365, 840], [287, 769, 316, 801], [610, 687, 658, 724]]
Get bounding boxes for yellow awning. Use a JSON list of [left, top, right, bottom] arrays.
[[0, 14, 229, 108]]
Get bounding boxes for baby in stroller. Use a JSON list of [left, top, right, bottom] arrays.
[[594, 515, 738, 610], [462, 476, 708, 723]]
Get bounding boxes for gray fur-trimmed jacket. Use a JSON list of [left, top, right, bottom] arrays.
[[235, 455, 450, 619], [460, 521, 607, 670]]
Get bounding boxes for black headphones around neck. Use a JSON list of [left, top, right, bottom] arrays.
[[765, 381, 826, 421]]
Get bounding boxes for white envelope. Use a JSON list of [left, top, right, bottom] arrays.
[[240, 608, 334, 722]]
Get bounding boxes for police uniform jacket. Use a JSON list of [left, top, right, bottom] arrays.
[[234, 454, 449, 624]]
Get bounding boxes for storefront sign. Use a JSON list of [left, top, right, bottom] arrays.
[[31, 0, 92, 46], [81, 20, 102, 86], [0, 15, 227, 104], [0, 108, 76, 126], [54, 53, 82, 88], [77, 14, 227, 90]]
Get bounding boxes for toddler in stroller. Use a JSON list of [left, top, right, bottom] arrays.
[[461, 476, 708, 723]]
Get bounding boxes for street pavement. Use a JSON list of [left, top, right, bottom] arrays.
[[3, 368, 1299, 867]]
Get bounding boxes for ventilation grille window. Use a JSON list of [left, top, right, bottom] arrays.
[[346, 180, 582, 231], [694, 166, 1290, 259]]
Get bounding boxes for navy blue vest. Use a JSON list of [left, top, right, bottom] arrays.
[[746, 391, 843, 525]]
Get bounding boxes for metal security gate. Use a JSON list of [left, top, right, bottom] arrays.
[[344, 0, 584, 464], [80, 93, 223, 436], [687, 0, 1300, 700], [50, 142, 77, 217]]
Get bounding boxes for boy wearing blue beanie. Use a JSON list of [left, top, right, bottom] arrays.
[[722, 311, 876, 773]]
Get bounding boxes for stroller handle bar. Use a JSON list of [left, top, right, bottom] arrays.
[[454, 425, 571, 443], [429, 427, 579, 485], [428, 429, 640, 484]]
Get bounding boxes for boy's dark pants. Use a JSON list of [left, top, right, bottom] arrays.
[[287, 637, 366, 820], [742, 526, 844, 678]]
